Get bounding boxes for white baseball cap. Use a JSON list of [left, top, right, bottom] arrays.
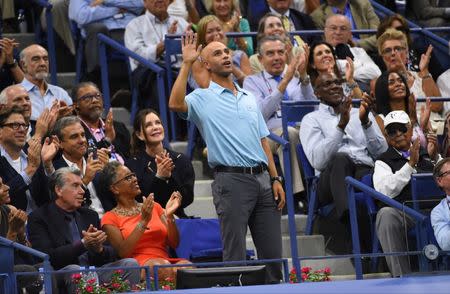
[[384, 110, 410, 128]]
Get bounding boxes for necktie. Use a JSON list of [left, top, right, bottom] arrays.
[[281, 15, 305, 48], [273, 75, 289, 101], [68, 214, 81, 242], [401, 151, 411, 159]]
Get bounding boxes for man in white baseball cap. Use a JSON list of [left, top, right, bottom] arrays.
[[373, 110, 440, 277]]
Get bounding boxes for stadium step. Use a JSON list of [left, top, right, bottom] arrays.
[[57, 72, 76, 92]]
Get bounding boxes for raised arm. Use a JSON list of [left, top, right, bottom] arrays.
[[169, 32, 202, 113]]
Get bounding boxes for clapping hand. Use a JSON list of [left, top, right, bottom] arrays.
[[104, 109, 116, 142], [155, 151, 174, 179], [82, 224, 107, 253], [165, 191, 182, 217], [419, 45, 433, 73], [141, 194, 155, 224], [409, 138, 420, 168], [359, 92, 374, 125]]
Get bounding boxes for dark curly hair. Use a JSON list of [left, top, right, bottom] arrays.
[[307, 40, 341, 86]]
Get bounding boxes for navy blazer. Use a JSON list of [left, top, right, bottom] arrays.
[[0, 155, 50, 211], [53, 156, 116, 212], [28, 202, 117, 270]]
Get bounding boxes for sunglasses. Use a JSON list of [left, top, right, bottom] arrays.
[[112, 173, 137, 185], [385, 123, 408, 137]]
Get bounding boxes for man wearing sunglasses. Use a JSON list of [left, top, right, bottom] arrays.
[[431, 157, 450, 251], [0, 107, 51, 212], [373, 110, 439, 277]]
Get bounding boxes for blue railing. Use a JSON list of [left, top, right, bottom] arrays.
[[97, 33, 169, 145], [32, 0, 57, 85], [0, 236, 52, 294]]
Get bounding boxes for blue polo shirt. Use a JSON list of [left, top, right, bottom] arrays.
[[184, 82, 269, 168]]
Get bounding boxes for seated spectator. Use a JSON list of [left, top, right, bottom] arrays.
[[28, 167, 140, 292], [72, 82, 130, 161], [432, 158, 450, 250], [0, 107, 51, 212], [125, 0, 189, 110], [324, 14, 381, 92], [438, 69, 450, 114], [0, 84, 58, 142], [0, 176, 43, 292], [208, 0, 253, 56], [100, 161, 190, 281], [374, 71, 430, 149], [374, 110, 439, 277], [406, 0, 450, 28], [244, 35, 314, 213], [441, 113, 450, 157], [42, 0, 75, 56], [47, 116, 114, 216], [249, 13, 300, 73], [0, 38, 24, 92], [168, 0, 200, 23], [311, 0, 380, 53], [265, 0, 318, 46], [307, 41, 363, 98], [126, 109, 194, 218], [299, 72, 387, 226], [374, 29, 443, 133], [69, 0, 143, 81], [19, 45, 72, 122], [375, 14, 444, 80], [290, 0, 321, 14], [192, 15, 251, 88]]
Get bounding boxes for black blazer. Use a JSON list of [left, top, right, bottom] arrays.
[[53, 156, 116, 212], [80, 120, 131, 159], [0, 155, 50, 211], [126, 149, 195, 218], [286, 8, 320, 44], [28, 202, 117, 270]]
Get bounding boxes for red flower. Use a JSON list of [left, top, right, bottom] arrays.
[[162, 285, 171, 290], [301, 267, 311, 274], [112, 282, 121, 289], [324, 267, 331, 274], [301, 273, 308, 281], [290, 268, 297, 274], [85, 285, 94, 293], [114, 269, 124, 275], [71, 273, 82, 281], [87, 278, 97, 285]]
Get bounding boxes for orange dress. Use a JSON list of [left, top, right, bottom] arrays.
[[101, 203, 183, 265]]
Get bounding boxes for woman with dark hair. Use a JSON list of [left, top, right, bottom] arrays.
[[440, 112, 450, 157], [374, 70, 430, 148], [307, 40, 363, 98], [100, 161, 190, 281], [126, 109, 194, 218]]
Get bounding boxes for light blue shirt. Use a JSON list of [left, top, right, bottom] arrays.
[[431, 196, 450, 250], [21, 78, 73, 121], [69, 0, 143, 37], [300, 103, 387, 172], [243, 70, 316, 130], [0, 146, 36, 213], [183, 82, 270, 168]]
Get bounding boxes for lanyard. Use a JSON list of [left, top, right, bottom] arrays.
[[261, 72, 274, 94]]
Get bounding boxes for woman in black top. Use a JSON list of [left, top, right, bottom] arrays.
[[126, 109, 195, 218]]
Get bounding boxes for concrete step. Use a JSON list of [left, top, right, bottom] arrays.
[[170, 141, 187, 154], [281, 214, 307, 235], [194, 179, 212, 198], [185, 195, 216, 218], [246, 234, 326, 259], [57, 72, 76, 91], [3, 33, 35, 51]]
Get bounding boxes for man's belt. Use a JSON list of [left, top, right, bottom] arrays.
[[214, 164, 267, 175]]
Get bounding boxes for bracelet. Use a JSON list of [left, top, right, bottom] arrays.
[[421, 73, 432, 79], [136, 222, 148, 231], [165, 213, 175, 223]]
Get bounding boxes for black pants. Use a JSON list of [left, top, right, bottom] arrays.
[[317, 153, 372, 220]]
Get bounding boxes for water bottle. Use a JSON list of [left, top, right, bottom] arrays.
[[17, 9, 27, 33], [87, 139, 98, 160], [85, 266, 99, 286]]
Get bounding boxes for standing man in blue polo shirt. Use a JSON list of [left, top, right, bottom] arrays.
[[169, 32, 285, 284]]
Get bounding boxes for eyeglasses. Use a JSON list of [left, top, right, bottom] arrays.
[[385, 124, 408, 137], [317, 78, 346, 88], [78, 92, 103, 102], [112, 173, 137, 185], [1, 122, 29, 130], [438, 170, 450, 178], [381, 46, 406, 56], [326, 25, 349, 32]]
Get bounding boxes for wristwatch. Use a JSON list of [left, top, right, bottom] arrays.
[[271, 176, 283, 184], [299, 75, 311, 86]]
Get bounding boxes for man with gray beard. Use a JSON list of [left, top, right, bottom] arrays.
[[19, 45, 73, 121], [71, 82, 131, 161]]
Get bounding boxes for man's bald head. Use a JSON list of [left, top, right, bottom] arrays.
[[0, 85, 32, 121], [199, 41, 233, 78], [20, 44, 49, 81]]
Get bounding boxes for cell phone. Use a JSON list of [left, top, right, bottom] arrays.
[[87, 139, 98, 160]]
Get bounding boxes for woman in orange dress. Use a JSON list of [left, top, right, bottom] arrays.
[[100, 161, 190, 281]]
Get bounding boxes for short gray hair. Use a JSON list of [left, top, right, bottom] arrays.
[[49, 167, 82, 198], [258, 35, 286, 55], [52, 116, 82, 140], [0, 88, 7, 105]]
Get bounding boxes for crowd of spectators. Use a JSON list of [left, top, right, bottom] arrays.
[[1, 0, 450, 290]]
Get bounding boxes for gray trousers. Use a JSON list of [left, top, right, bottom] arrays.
[[0, 0, 14, 19], [211, 171, 282, 284], [58, 258, 140, 293], [376, 207, 416, 277]]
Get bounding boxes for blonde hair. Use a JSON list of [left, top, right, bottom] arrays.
[[377, 28, 408, 55], [196, 15, 223, 47], [206, 0, 239, 15]]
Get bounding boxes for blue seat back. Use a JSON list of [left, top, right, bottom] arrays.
[[411, 173, 444, 211], [280, 101, 318, 142]]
